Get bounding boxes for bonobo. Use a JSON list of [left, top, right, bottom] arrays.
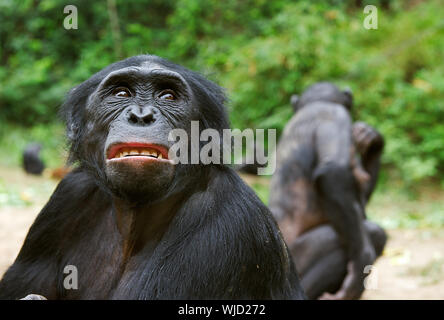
[[269, 82, 386, 300], [23, 143, 45, 175], [0, 55, 305, 300]]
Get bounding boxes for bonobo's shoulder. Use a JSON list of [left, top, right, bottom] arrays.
[[59, 167, 94, 184], [47, 168, 109, 210], [55, 168, 100, 195], [282, 101, 351, 139], [26, 168, 110, 238], [207, 166, 271, 216], [209, 167, 257, 195]]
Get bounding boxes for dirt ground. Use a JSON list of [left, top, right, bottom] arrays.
[[361, 229, 444, 299], [0, 168, 443, 299]]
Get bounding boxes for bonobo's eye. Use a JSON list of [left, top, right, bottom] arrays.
[[158, 89, 176, 101], [113, 87, 131, 98]]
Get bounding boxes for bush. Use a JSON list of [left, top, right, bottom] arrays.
[[0, 0, 443, 185]]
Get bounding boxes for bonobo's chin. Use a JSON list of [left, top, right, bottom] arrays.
[[105, 156, 175, 203]]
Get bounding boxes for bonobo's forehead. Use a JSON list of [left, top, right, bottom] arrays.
[[302, 82, 342, 100], [100, 64, 188, 87], [94, 62, 192, 100], [89, 55, 186, 88], [139, 60, 164, 70], [298, 82, 349, 109]]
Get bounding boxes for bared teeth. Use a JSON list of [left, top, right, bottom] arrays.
[[112, 147, 163, 159]]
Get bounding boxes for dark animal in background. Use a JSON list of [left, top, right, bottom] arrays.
[[22, 143, 45, 175], [269, 82, 386, 299], [0, 55, 305, 300]]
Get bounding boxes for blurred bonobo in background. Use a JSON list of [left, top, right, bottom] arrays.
[[270, 82, 386, 299], [22, 143, 45, 175]]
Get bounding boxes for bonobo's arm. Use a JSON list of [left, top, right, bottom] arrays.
[[0, 169, 97, 300], [352, 122, 384, 202], [313, 119, 375, 300], [0, 199, 60, 299]]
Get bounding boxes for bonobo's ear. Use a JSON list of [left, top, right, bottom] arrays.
[[60, 85, 87, 143], [66, 117, 79, 141], [342, 87, 353, 111], [290, 94, 299, 112]]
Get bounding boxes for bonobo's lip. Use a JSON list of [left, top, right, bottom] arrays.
[[106, 142, 171, 163]]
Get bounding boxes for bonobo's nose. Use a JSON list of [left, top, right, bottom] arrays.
[[126, 105, 156, 126]]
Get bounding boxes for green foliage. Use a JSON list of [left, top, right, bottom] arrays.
[[0, 0, 443, 185], [0, 169, 58, 208], [0, 178, 32, 207]]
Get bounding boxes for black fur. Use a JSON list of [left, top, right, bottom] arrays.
[[0, 55, 304, 300]]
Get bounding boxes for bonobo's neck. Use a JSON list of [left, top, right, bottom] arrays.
[[112, 193, 184, 261]]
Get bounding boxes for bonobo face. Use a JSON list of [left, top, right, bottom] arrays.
[[83, 63, 197, 201], [63, 55, 229, 203]]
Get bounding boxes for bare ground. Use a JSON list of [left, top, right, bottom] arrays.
[[0, 168, 443, 299], [362, 229, 444, 299]]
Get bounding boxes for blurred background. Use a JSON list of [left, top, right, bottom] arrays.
[[0, 0, 443, 299]]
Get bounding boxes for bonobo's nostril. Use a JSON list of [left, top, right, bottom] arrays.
[[128, 113, 139, 125], [143, 114, 153, 124], [126, 106, 155, 126]]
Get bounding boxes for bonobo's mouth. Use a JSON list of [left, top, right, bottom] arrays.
[[105, 141, 175, 199], [106, 143, 170, 162]]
